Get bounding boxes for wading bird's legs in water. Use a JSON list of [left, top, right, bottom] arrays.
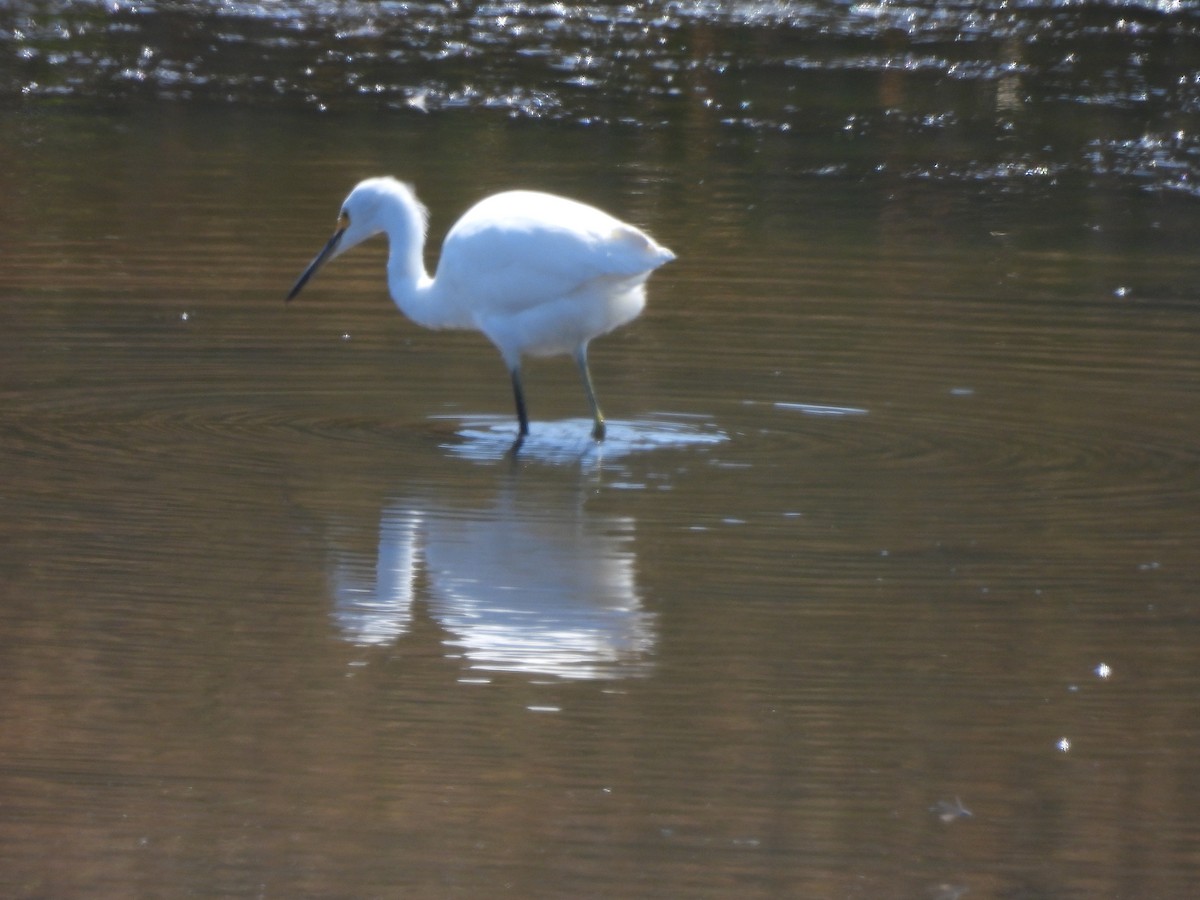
[[510, 366, 530, 444], [575, 344, 606, 441]]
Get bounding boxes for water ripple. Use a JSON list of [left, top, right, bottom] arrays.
[[747, 391, 1200, 516], [2, 387, 728, 472], [4, 1, 1200, 192], [442, 414, 729, 465]]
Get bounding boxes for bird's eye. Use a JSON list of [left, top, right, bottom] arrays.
[[337, 210, 350, 230]]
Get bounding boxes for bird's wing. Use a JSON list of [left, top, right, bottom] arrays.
[[433, 192, 672, 318]]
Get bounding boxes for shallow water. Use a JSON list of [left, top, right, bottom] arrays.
[[4, 3, 1200, 898]]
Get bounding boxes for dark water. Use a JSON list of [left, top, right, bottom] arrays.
[[7, 0, 1200, 197], [3, 3, 1200, 898]]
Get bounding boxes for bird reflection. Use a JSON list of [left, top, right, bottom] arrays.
[[330, 491, 654, 680]]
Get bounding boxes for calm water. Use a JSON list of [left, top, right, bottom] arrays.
[[3, 3, 1200, 898]]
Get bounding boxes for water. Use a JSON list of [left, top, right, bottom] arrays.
[[3, 3, 1200, 897], [7, 0, 1200, 196]]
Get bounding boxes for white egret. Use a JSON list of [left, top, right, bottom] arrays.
[[286, 177, 675, 441]]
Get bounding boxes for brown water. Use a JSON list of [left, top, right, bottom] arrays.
[[4, 4, 1200, 898]]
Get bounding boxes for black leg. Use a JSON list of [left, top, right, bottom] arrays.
[[510, 366, 530, 437]]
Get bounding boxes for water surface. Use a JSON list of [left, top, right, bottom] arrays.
[[3, 4, 1200, 898]]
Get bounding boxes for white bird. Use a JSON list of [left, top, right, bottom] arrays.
[[287, 177, 675, 442]]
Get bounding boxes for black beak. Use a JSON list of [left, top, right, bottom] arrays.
[[286, 228, 345, 302]]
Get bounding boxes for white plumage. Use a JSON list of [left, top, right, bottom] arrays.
[[287, 177, 674, 441]]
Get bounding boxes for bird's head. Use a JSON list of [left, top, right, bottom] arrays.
[[286, 177, 423, 302]]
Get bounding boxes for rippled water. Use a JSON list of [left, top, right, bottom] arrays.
[[3, 2, 1200, 898], [5, 0, 1200, 194]]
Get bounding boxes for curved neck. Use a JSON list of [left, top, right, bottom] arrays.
[[379, 193, 445, 329]]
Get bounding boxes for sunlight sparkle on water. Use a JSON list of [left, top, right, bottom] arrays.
[[773, 401, 869, 416]]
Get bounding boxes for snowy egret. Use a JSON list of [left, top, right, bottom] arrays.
[[286, 177, 675, 441]]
